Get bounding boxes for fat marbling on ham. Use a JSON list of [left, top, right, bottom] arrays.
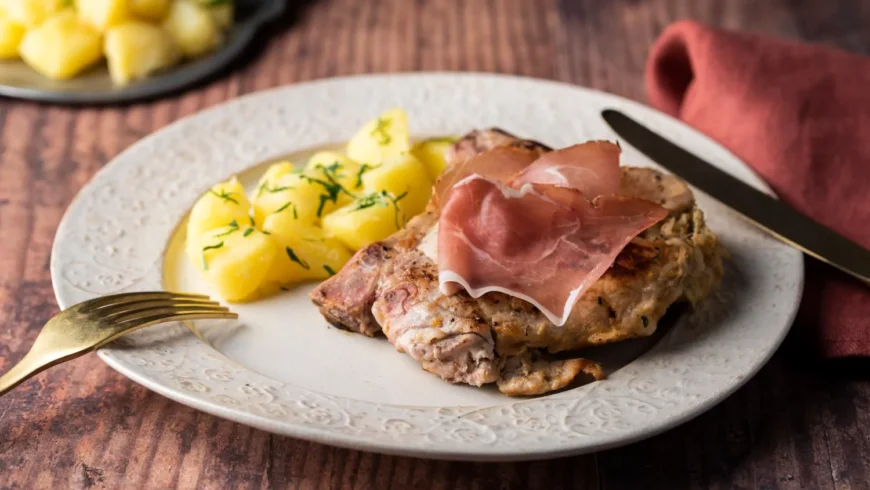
[[437, 141, 668, 326]]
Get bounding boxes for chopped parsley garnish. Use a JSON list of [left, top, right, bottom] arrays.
[[312, 161, 343, 177], [641, 316, 649, 327], [274, 201, 296, 218], [285, 247, 310, 270], [243, 228, 255, 237], [354, 163, 374, 188], [352, 190, 408, 228], [201, 242, 224, 270], [370, 117, 392, 145], [209, 189, 239, 205], [302, 169, 356, 218], [256, 181, 292, 197], [351, 192, 386, 212], [323, 265, 336, 276], [214, 220, 240, 237]]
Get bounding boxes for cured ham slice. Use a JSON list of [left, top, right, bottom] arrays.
[[509, 141, 623, 197], [437, 140, 668, 326], [438, 176, 668, 325], [433, 146, 540, 207]]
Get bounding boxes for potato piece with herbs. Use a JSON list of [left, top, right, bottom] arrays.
[[322, 191, 408, 251], [261, 212, 351, 284], [411, 137, 455, 180], [305, 151, 364, 193], [129, 0, 170, 21], [0, 14, 25, 59], [105, 21, 180, 85], [163, 0, 221, 58], [18, 12, 102, 80], [253, 166, 353, 226], [76, 0, 131, 31], [187, 177, 252, 240], [252, 163, 304, 225], [346, 108, 411, 165], [361, 153, 432, 219], [2, 0, 62, 27], [194, 224, 277, 302]]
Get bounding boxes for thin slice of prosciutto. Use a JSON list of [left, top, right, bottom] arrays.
[[433, 146, 541, 207], [509, 141, 623, 197], [437, 141, 668, 326]]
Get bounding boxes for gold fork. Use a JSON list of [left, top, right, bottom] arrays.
[[0, 291, 237, 397]]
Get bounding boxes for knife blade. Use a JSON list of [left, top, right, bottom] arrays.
[[602, 108, 870, 286]]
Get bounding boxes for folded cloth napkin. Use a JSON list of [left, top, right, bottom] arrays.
[[645, 20, 870, 357]]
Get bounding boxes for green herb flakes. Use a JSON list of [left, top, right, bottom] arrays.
[[370, 117, 393, 146], [208, 188, 240, 205], [285, 247, 310, 270], [352, 190, 408, 228], [201, 241, 224, 270], [302, 170, 355, 218], [355, 163, 373, 188], [215, 220, 240, 237]]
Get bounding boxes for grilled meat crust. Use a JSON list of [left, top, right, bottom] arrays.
[[310, 128, 723, 395]]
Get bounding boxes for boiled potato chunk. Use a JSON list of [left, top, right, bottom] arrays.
[[187, 177, 252, 240], [76, 0, 131, 31], [105, 22, 180, 85], [253, 166, 349, 226], [163, 0, 221, 58], [0, 15, 25, 59], [305, 151, 364, 193], [129, 0, 170, 21], [196, 225, 278, 302], [323, 192, 406, 251], [262, 213, 351, 284], [1, 0, 61, 27], [204, 0, 231, 29], [361, 153, 432, 219], [346, 108, 411, 165], [18, 13, 102, 80], [411, 137, 454, 181]]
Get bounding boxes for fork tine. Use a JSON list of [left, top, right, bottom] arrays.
[[113, 310, 239, 331], [88, 309, 239, 351], [96, 299, 225, 320], [108, 305, 233, 325], [77, 292, 212, 313]]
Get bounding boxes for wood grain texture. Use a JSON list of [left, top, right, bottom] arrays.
[[2, 0, 870, 488]]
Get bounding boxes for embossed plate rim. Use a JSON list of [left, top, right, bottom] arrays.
[[50, 73, 803, 461]]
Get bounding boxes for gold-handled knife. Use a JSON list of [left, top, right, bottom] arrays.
[[602, 108, 870, 286]]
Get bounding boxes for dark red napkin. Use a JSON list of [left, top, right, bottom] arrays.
[[645, 20, 870, 357]]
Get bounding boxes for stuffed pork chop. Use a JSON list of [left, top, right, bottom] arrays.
[[310, 129, 723, 396]]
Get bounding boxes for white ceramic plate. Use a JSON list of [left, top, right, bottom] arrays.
[[51, 73, 803, 461]]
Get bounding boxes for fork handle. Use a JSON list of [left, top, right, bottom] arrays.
[[0, 346, 90, 397]]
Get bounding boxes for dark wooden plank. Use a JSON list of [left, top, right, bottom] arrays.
[[1, 0, 870, 488]]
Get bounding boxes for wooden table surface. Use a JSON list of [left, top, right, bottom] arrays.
[[2, 0, 870, 488]]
